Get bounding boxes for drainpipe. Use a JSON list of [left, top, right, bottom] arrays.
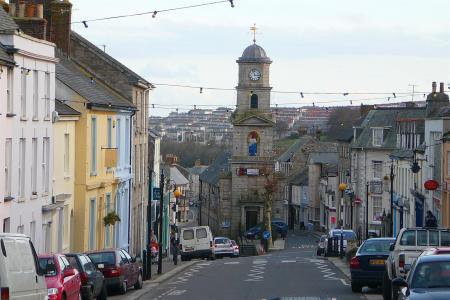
[[128, 109, 136, 251]]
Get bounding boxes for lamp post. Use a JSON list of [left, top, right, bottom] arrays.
[[173, 188, 181, 265], [366, 182, 369, 240], [390, 159, 395, 237], [157, 171, 165, 275], [338, 183, 347, 229]]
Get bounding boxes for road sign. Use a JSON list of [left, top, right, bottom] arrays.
[[153, 188, 161, 201], [262, 230, 271, 240]]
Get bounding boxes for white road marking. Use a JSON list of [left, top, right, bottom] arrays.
[[245, 259, 268, 282], [281, 260, 296, 263], [224, 261, 240, 264], [340, 278, 350, 286], [167, 289, 187, 296]]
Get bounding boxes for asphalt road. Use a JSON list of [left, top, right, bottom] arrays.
[[137, 231, 373, 300]]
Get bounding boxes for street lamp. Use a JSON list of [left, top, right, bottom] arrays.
[[338, 183, 347, 229], [173, 188, 181, 265]]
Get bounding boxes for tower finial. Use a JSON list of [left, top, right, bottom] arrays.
[[250, 23, 257, 44]]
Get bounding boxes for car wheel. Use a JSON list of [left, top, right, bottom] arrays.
[[382, 271, 392, 300], [351, 282, 362, 293], [97, 284, 107, 300], [82, 288, 93, 300], [119, 280, 127, 295], [134, 273, 143, 290]]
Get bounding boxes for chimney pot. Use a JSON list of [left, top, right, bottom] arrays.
[[37, 3, 43, 18], [8, 1, 16, 16], [440, 82, 445, 93], [432, 82, 437, 93], [18, 0, 25, 17]]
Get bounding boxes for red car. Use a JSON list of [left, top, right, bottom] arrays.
[[38, 254, 81, 300], [87, 249, 143, 294]]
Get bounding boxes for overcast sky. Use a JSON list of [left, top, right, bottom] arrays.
[[70, 0, 450, 116]]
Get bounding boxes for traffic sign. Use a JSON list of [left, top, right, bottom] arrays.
[[262, 230, 271, 240], [153, 188, 161, 200]]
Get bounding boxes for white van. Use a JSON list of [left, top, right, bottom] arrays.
[[179, 226, 214, 261], [0, 233, 48, 299]]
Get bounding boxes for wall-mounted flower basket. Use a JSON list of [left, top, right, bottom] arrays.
[[103, 211, 121, 226], [383, 175, 389, 181]]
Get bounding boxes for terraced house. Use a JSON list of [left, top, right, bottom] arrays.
[[56, 55, 136, 251]]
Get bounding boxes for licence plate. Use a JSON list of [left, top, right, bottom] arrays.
[[97, 264, 104, 269], [370, 259, 385, 265]]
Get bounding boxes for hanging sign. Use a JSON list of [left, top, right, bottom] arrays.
[[246, 169, 260, 176], [354, 197, 362, 205], [424, 180, 439, 191]]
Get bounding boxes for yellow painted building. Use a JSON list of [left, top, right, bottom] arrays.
[[55, 55, 135, 252], [47, 100, 80, 253]]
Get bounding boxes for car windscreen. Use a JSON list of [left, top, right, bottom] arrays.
[[39, 257, 58, 277], [332, 231, 356, 240], [183, 229, 194, 240], [359, 240, 393, 254], [88, 252, 116, 266], [411, 261, 450, 289], [215, 238, 228, 244]]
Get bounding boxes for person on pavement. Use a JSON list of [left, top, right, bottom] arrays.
[[425, 210, 437, 228]]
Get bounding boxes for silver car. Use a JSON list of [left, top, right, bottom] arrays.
[[213, 237, 234, 258]]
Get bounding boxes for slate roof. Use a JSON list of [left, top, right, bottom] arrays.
[[71, 31, 153, 88], [352, 107, 426, 150], [309, 152, 338, 165], [188, 166, 208, 176], [56, 54, 136, 110], [0, 42, 14, 65], [199, 152, 231, 185], [170, 166, 190, 186], [390, 149, 414, 160], [55, 99, 81, 116], [0, 6, 18, 33], [289, 168, 308, 186], [277, 136, 314, 162]]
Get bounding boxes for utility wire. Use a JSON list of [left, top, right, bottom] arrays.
[[71, 0, 235, 27]]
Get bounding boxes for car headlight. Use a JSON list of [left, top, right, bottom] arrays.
[[47, 288, 59, 295]]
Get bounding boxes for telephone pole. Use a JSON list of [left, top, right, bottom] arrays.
[[158, 171, 165, 274], [390, 159, 395, 237]]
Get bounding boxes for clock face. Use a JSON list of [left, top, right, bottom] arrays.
[[249, 69, 261, 81]]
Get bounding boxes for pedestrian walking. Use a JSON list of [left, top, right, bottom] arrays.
[[170, 233, 178, 265], [425, 210, 437, 228]]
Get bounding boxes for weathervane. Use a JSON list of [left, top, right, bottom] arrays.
[[250, 23, 258, 43]]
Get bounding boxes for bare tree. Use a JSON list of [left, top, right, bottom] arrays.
[[261, 167, 278, 250]]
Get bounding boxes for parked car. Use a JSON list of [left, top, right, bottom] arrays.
[[230, 240, 240, 257], [350, 238, 396, 292], [0, 233, 48, 300], [316, 235, 327, 256], [179, 226, 214, 261], [244, 221, 288, 240], [420, 247, 450, 257], [383, 227, 450, 300], [65, 253, 107, 300], [87, 249, 142, 294], [213, 237, 234, 258], [392, 254, 450, 300], [324, 229, 357, 256], [38, 253, 81, 300]]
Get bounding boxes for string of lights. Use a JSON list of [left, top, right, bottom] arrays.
[[72, 0, 235, 28]]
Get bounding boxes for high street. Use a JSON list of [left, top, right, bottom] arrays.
[[132, 231, 382, 300]]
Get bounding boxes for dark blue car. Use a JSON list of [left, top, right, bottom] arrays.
[[245, 220, 288, 240], [393, 254, 450, 300], [350, 238, 395, 292]]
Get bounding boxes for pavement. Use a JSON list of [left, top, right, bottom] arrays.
[[125, 230, 383, 300]]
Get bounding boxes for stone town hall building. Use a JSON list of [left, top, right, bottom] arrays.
[[199, 42, 282, 239]]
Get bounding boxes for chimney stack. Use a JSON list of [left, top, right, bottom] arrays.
[[426, 81, 449, 117], [47, 0, 72, 55], [12, 0, 47, 40]]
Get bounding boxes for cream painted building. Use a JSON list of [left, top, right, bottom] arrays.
[[45, 100, 80, 253]]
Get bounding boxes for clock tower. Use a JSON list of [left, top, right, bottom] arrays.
[[229, 40, 275, 238]]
